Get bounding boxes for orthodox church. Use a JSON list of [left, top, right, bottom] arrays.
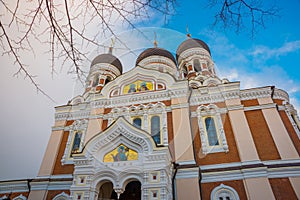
[[1, 35, 300, 200]]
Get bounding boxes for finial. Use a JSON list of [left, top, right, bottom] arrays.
[[186, 25, 191, 38], [108, 38, 115, 54], [153, 32, 158, 47]]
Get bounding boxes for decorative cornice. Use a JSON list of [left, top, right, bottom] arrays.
[[273, 88, 289, 102], [240, 87, 272, 100], [55, 110, 90, 121]]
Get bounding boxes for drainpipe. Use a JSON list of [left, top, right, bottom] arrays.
[[27, 179, 33, 194], [172, 162, 179, 200], [198, 167, 203, 200]]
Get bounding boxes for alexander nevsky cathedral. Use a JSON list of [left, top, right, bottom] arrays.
[[1, 35, 300, 200]]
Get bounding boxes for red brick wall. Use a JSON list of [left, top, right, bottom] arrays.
[[245, 110, 281, 160], [241, 99, 259, 107], [102, 119, 108, 130], [273, 99, 283, 105], [52, 131, 74, 175], [201, 180, 247, 200], [1, 192, 29, 199], [167, 112, 175, 161], [269, 178, 298, 200], [192, 114, 240, 165]]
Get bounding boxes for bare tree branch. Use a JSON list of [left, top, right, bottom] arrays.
[[208, 0, 280, 37], [0, 0, 176, 98]]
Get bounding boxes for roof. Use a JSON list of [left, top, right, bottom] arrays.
[[91, 53, 123, 73], [136, 47, 176, 66], [176, 38, 211, 59]]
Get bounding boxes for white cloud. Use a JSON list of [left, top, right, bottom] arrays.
[[251, 40, 300, 59], [206, 33, 300, 114]]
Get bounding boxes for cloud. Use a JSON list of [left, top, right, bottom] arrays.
[[205, 32, 300, 113], [251, 40, 300, 59]]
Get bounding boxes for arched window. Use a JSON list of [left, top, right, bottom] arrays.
[[52, 192, 69, 200], [194, 59, 201, 72], [12, 194, 27, 200], [133, 117, 142, 129], [151, 116, 161, 144], [105, 76, 112, 85], [182, 65, 188, 78], [211, 184, 240, 200], [92, 75, 99, 87], [72, 131, 82, 153], [205, 117, 219, 146]]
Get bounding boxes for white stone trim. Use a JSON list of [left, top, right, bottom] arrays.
[[29, 179, 72, 191], [200, 160, 300, 183], [107, 102, 169, 146], [69, 117, 172, 200], [196, 104, 229, 154], [0, 180, 29, 194], [52, 192, 70, 200], [284, 104, 300, 139], [243, 103, 277, 111], [12, 194, 27, 200], [61, 119, 88, 165], [176, 167, 199, 179], [273, 88, 289, 103]]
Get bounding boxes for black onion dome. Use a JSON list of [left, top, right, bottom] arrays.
[[176, 38, 211, 59], [136, 47, 176, 66], [91, 53, 123, 73]]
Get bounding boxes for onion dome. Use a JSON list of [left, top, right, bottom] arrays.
[[176, 38, 211, 60], [136, 47, 176, 66], [91, 53, 123, 74]]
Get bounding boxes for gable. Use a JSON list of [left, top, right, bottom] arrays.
[[75, 117, 169, 164], [101, 66, 178, 98]]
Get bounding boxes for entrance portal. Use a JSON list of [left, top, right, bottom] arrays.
[[119, 181, 141, 200], [98, 181, 141, 200]]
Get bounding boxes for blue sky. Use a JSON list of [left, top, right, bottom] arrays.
[[161, 0, 300, 110], [0, 0, 300, 180]]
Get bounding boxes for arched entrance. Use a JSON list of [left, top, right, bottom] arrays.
[[119, 181, 141, 200], [98, 181, 115, 200], [97, 181, 141, 200]]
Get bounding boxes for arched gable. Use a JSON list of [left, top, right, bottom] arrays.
[[100, 66, 178, 97], [80, 117, 160, 159]]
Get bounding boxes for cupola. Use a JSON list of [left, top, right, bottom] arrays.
[[176, 36, 215, 80], [135, 41, 177, 76], [85, 48, 123, 93]]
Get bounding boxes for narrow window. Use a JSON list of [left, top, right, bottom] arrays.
[[151, 116, 161, 144], [182, 65, 188, 78], [205, 117, 219, 146], [72, 131, 82, 153], [105, 76, 112, 85], [92, 75, 99, 87], [194, 59, 201, 72], [133, 117, 142, 129]]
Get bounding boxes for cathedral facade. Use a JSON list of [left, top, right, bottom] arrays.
[[1, 36, 300, 200]]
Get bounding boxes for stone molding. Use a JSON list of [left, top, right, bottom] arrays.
[[200, 159, 300, 183]]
